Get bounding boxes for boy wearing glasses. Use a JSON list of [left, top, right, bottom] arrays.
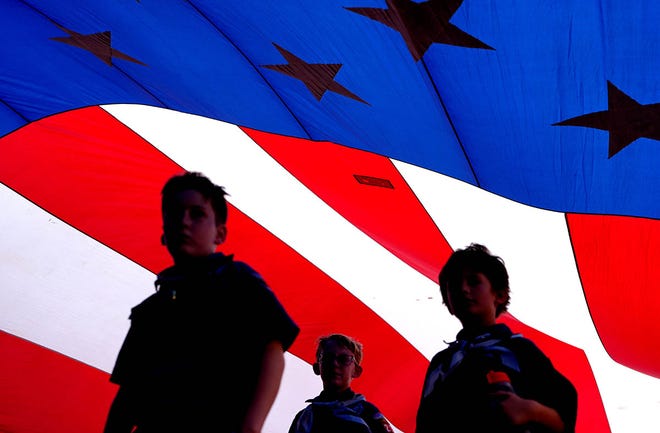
[[288, 333, 394, 433], [104, 171, 299, 433]]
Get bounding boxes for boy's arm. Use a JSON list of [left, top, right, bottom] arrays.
[[518, 340, 578, 433], [496, 392, 565, 433], [240, 340, 286, 433], [103, 386, 136, 433]]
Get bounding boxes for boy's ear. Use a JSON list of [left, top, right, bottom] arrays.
[[312, 362, 321, 376], [215, 224, 227, 245], [495, 290, 508, 307], [352, 364, 363, 378]]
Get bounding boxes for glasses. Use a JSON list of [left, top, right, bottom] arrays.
[[319, 354, 356, 366]]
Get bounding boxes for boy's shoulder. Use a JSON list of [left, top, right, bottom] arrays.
[[357, 398, 387, 418], [225, 257, 264, 280]]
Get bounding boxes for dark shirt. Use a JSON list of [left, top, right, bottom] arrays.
[[110, 253, 300, 433], [415, 324, 577, 433], [289, 388, 394, 433]]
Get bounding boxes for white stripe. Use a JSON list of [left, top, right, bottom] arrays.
[[394, 159, 660, 433], [0, 184, 152, 371]]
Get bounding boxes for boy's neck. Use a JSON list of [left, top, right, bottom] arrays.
[[173, 253, 218, 268], [457, 322, 509, 340], [460, 317, 497, 332], [320, 387, 354, 400]]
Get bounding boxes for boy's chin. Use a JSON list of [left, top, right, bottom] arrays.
[[450, 307, 469, 320]]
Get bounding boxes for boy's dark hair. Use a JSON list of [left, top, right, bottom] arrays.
[[316, 333, 364, 366], [438, 243, 511, 316], [161, 171, 229, 224]]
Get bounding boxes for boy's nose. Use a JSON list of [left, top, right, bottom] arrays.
[[450, 282, 469, 295], [181, 211, 193, 226]]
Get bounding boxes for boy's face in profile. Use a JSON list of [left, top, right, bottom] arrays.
[[162, 189, 227, 263], [315, 340, 362, 393], [446, 270, 505, 328]]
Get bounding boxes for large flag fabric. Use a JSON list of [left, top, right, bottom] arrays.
[[1, 2, 659, 433]]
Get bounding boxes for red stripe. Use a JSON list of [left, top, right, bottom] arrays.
[[241, 126, 455, 281], [0, 106, 177, 272], [0, 331, 116, 433], [568, 213, 660, 378]]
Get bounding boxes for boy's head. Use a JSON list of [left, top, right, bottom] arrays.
[[160, 171, 229, 263], [312, 334, 363, 392], [439, 243, 511, 324]]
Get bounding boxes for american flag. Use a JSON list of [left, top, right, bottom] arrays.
[[1, 1, 659, 433]]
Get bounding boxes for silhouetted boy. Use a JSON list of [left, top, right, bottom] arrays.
[[416, 243, 577, 433], [104, 171, 300, 433]]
